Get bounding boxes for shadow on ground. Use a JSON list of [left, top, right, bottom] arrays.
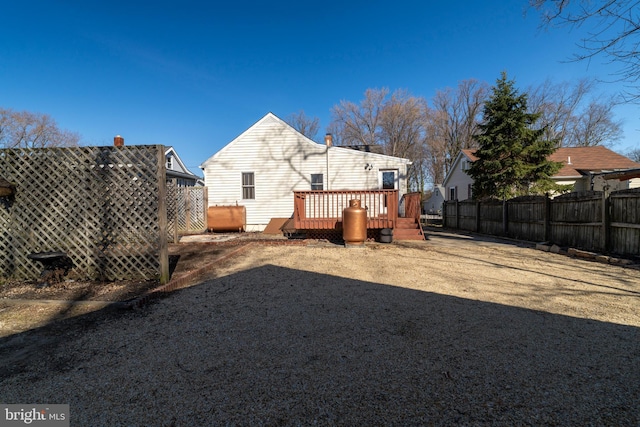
[[0, 264, 638, 425]]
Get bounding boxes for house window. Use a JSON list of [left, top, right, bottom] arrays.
[[468, 184, 472, 200], [311, 174, 323, 190], [242, 172, 255, 199], [382, 171, 395, 189], [166, 156, 173, 170], [449, 186, 457, 201]]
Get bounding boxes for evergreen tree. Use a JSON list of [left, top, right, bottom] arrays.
[[469, 72, 561, 200]]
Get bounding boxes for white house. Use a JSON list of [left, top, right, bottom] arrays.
[[442, 146, 640, 201], [165, 146, 204, 187], [200, 112, 412, 231], [423, 184, 445, 214], [442, 149, 476, 201]]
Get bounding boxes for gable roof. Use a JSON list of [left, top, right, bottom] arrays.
[[200, 112, 412, 167], [165, 146, 190, 173], [549, 146, 640, 178], [442, 149, 476, 188], [200, 112, 320, 167], [165, 146, 202, 180], [461, 148, 478, 162], [443, 146, 640, 186]]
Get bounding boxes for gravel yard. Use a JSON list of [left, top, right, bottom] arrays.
[[1, 231, 639, 426]]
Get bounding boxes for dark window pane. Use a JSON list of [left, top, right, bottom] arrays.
[[382, 171, 395, 189]]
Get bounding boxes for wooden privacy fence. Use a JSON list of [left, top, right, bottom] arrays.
[[0, 145, 169, 282], [167, 182, 208, 243], [443, 189, 640, 256]]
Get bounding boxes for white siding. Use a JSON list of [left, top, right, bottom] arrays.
[[442, 153, 473, 200], [202, 113, 410, 231], [327, 147, 408, 194]]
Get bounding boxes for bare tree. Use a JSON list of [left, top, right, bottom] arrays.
[[379, 90, 426, 158], [429, 79, 489, 177], [572, 100, 623, 145], [0, 108, 80, 148], [379, 90, 429, 194], [527, 78, 623, 146], [329, 88, 430, 192], [330, 88, 388, 147], [626, 148, 640, 162], [285, 110, 320, 142], [530, 0, 640, 101], [422, 106, 450, 185]]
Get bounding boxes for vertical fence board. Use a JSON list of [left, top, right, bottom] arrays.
[[443, 189, 640, 256]]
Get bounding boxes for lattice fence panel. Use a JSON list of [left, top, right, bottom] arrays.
[[0, 146, 167, 281], [166, 183, 207, 237]]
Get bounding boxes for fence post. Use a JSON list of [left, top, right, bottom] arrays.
[[602, 191, 611, 252], [502, 200, 508, 236], [170, 179, 179, 244], [544, 196, 551, 242], [455, 199, 460, 230], [184, 188, 192, 233], [203, 186, 209, 230], [475, 201, 481, 233], [442, 201, 446, 227], [157, 146, 170, 284]]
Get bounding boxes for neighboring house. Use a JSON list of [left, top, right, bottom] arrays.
[[442, 149, 476, 201], [200, 112, 412, 232], [423, 185, 445, 214], [442, 146, 640, 200], [165, 146, 204, 187], [549, 146, 640, 192]]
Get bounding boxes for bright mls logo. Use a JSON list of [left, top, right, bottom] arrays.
[[1, 405, 69, 427]]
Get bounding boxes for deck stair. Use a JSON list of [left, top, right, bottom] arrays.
[[393, 217, 425, 241]]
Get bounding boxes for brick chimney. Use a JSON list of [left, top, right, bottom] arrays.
[[114, 135, 124, 147], [324, 133, 333, 147]]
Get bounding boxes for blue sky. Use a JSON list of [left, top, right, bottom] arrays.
[[2, 1, 638, 178]]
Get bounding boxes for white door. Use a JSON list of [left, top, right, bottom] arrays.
[[379, 169, 399, 214], [380, 169, 398, 190]]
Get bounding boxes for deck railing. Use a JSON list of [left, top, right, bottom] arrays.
[[294, 190, 399, 230], [401, 192, 422, 223]]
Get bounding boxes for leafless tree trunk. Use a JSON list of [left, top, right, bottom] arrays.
[[430, 79, 488, 177], [422, 107, 449, 185]]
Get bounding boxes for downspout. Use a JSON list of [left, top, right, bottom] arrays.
[[324, 134, 332, 190]]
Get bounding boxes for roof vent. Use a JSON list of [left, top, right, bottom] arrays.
[[567, 156, 572, 165]]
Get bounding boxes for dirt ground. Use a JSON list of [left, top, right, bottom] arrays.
[[0, 240, 246, 337], [1, 229, 639, 425], [1, 230, 639, 338]]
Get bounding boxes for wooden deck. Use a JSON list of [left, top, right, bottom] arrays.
[[293, 190, 399, 230]]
